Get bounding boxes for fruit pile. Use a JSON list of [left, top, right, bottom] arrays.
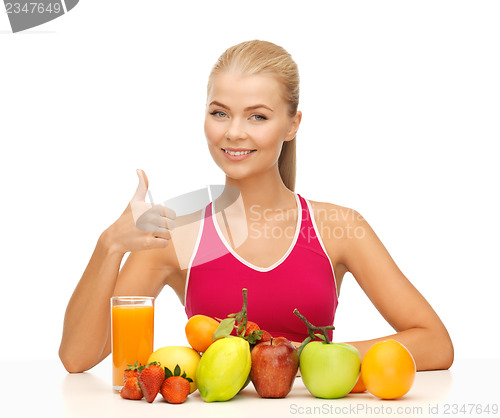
[[118, 288, 417, 404], [293, 309, 416, 400], [189, 288, 299, 401]]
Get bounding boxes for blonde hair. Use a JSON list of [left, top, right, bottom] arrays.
[[207, 40, 300, 191]]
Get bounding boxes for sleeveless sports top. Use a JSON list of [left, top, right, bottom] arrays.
[[184, 193, 338, 342]]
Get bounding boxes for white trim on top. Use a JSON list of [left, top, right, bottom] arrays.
[[305, 199, 339, 299], [211, 193, 302, 272], [183, 206, 206, 306]]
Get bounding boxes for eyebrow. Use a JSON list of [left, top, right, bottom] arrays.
[[208, 100, 274, 112]]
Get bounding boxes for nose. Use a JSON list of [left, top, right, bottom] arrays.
[[225, 117, 248, 141]]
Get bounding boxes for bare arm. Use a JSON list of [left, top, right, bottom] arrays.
[[316, 203, 454, 371], [58, 170, 176, 373], [58, 233, 123, 373]]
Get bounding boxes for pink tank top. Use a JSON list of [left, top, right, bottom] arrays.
[[184, 193, 338, 342]]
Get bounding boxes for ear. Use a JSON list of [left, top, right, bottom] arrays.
[[284, 110, 302, 142]]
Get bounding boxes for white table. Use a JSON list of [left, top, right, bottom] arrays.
[[3, 358, 498, 417]]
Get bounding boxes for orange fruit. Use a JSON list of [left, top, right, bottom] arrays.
[[185, 315, 220, 353], [361, 339, 416, 399], [350, 373, 367, 393]]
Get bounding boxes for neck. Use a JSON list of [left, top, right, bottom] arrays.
[[222, 165, 295, 211]]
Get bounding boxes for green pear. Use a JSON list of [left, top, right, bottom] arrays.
[[196, 336, 251, 402]]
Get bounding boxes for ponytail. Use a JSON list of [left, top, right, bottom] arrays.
[[278, 139, 296, 191]]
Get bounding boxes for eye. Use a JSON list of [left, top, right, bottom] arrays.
[[251, 114, 267, 121], [209, 111, 227, 118]]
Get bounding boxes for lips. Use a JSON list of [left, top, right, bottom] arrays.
[[221, 148, 256, 161]]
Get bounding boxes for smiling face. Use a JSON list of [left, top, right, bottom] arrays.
[[204, 71, 301, 182]]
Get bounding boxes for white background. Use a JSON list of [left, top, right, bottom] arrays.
[[1, 0, 498, 368]]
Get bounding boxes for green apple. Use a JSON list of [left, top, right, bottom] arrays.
[[300, 341, 361, 399]]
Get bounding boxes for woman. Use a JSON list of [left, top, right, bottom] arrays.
[[59, 40, 453, 373]]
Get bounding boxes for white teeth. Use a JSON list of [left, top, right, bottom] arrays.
[[224, 149, 254, 156]]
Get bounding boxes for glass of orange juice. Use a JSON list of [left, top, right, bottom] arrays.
[[111, 296, 154, 391]]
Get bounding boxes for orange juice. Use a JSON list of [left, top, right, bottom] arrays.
[[111, 303, 154, 388]]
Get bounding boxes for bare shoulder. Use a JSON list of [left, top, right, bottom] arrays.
[[307, 200, 365, 230], [307, 199, 367, 266]]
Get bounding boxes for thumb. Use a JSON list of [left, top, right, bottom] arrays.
[[131, 169, 149, 202]]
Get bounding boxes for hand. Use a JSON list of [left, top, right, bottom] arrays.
[[104, 169, 176, 255]]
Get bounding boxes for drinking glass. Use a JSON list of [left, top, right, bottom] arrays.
[[111, 296, 154, 391]]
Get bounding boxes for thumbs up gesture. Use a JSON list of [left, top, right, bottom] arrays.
[[105, 169, 176, 255]]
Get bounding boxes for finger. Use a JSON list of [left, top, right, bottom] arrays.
[[155, 216, 175, 230], [131, 169, 149, 202], [149, 205, 175, 229], [164, 217, 175, 230], [143, 235, 170, 250], [152, 229, 171, 241], [152, 238, 170, 249], [160, 204, 176, 220], [150, 204, 175, 219]]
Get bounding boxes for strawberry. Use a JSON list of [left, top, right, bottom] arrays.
[[138, 362, 165, 403], [160, 376, 190, 404], [244, 321, 260, 337], [238, 320, 266, 344], [123, 361, 144, 385], [120, 376, 143, 400]]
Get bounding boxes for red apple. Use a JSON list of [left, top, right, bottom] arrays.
[[250, 337, 299, 398]]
